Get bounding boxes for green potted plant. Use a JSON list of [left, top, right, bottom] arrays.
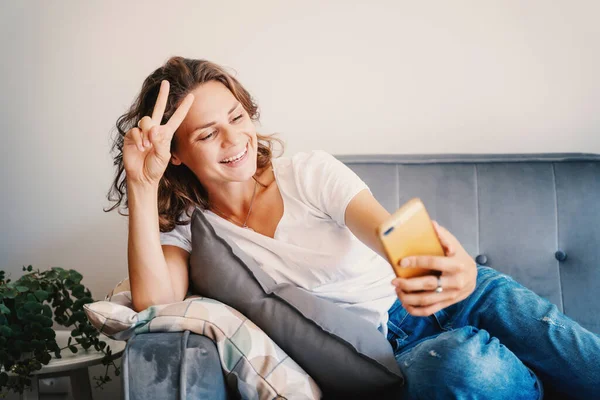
[[0, 265, 120, 395]]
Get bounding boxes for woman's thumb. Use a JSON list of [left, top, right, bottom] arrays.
[[432, 220, 455, 256]]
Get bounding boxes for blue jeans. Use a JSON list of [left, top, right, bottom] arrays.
[[386, 265, 600, 399]]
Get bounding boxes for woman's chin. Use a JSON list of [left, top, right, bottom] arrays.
[[221, 160, 258, 182]]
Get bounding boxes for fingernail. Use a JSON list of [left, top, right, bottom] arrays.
[[138, 144, 145, 152], [401, 258, 410, 267], [144, 139, 150, 148]]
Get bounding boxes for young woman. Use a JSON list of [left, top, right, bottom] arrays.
[[106, 57, 600, 399]]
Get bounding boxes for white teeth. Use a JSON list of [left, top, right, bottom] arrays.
[[221, 145, 247, 163]]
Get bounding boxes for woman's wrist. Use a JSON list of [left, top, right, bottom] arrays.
[[127, 179, 159, 195], [127, 179, 160, 210]]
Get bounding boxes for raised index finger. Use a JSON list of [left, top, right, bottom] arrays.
[[151, 80, 170, 124], [165, 93, 195, 133]]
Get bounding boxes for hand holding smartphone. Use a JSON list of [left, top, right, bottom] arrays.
[[376, 198, 445, 279]]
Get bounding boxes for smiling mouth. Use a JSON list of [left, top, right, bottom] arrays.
[[219, 143, 248, 164]]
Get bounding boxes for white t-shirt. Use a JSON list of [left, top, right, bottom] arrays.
[[160, 150, 397, 334]]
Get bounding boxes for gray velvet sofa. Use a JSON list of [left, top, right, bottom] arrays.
[[121, 153, 600, 399]]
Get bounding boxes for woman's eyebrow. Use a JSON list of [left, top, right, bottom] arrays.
[[192, 102, 241, 131]]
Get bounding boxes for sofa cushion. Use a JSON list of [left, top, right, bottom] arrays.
[[84, 283, 321, 399], [188, 207, 404, 397]]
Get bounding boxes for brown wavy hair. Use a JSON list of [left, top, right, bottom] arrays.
[[104, 57, 284, 232]]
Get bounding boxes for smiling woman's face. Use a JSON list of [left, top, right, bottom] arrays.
[[171, 80, 258, 187]]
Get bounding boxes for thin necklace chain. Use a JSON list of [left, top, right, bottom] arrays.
[[209, 178, 259, 229]]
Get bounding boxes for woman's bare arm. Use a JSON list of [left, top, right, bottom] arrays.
[[122, 81, 194, 312], [345, 189, 479, 317], [127, 182, 189, 312], [344, 189, 391, 259]]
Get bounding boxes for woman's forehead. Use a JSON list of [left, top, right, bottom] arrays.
[[188, 81, 237, 116], [177, 81, 239, 137]]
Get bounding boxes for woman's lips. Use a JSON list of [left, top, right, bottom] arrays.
[[220, 143, 249, 167]]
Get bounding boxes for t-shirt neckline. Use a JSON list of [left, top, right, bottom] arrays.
[[205, 157, 287, 240]]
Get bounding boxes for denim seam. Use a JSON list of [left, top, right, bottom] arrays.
[[388, 303, 410, 348], [525, 365, 545, 400], [389, 306, 410, 333], [388, 320, 408, 341], [433, 309, 452, 332]]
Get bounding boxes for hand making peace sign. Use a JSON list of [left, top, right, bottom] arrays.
[[123, 80, 195, 187]]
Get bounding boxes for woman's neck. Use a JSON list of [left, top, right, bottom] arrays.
[[206, 164, 273, 221]]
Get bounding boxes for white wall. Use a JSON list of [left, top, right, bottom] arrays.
[[1, 0, 599, 396]]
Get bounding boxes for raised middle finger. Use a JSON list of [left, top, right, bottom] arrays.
[[165, 93, 195, 133], [152, 80, 170, 124]]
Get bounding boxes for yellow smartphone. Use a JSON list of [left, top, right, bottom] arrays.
[[376, 198, 445, 279]]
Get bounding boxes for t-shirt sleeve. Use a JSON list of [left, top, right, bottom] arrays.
[[295, 150, 371, 227], [160, 220, 192, 253]]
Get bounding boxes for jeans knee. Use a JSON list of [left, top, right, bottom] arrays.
[[399, 326, 541, 399]]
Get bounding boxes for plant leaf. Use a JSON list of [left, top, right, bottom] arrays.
[[42, 304, 52, 318], [41, 327, 56, 339], [44, 270, 58, 280], [0, 325, 13, 337], [24, 302, 43, 313], [0, 304, 10, 315], [69, 271, 83, 284], [40, 352, 51, 364], [34, 290, 49, 302]]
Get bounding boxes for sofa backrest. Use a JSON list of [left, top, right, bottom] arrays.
[[337, 153, 600, 334]]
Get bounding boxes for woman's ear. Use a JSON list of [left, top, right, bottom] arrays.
[[170, 152, 182, 166]]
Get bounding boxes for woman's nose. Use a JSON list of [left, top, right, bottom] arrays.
[[221, 126, 243, 146]]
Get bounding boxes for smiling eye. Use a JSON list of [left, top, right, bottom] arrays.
[[200, 131, 216, 141], [198, 114, 243, 141]]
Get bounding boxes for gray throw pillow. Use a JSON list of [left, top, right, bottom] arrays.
[[189, 207, 404, 398]]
